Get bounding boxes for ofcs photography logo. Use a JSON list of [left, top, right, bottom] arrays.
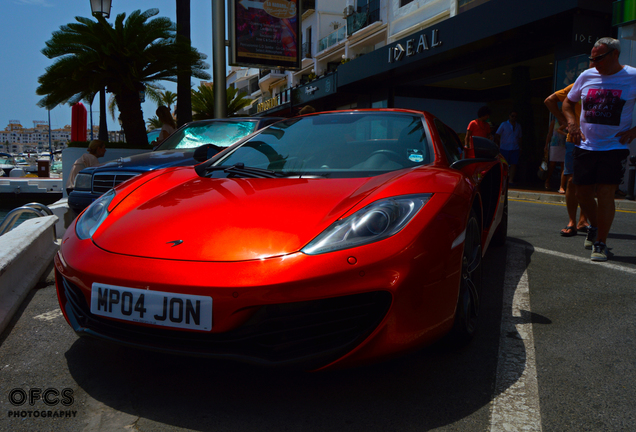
[[7, 387, 77, 419]]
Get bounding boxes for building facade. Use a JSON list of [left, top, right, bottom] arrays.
[[250, 0, 615, 183], [0, 121, 71, 154]]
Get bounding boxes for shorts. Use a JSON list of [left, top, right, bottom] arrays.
[[500, 149, 520, 165], [572, 147, 630, 185], [564, 142, 575, 176]]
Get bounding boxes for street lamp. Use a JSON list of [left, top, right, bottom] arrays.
[[90, 0, 112, 18], [89, 0, 112, 142]]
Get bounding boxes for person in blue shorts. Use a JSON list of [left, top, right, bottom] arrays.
[[495, 111, 522, 184], [545, 85, 589, 237]]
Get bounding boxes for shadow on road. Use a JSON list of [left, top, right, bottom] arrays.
[[62, 243, 535, 430]]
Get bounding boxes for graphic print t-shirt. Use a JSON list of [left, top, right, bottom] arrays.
[[567, 65, 636, 151]]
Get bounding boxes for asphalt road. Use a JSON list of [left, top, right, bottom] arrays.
[[0, 198, 634, 431]]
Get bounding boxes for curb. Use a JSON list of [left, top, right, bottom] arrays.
[[0, 215, 59, 336], [508, 190, 636, 211]]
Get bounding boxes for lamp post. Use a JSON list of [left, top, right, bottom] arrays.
[[90, 0, 111, 18], [89, 0, 112, 142]]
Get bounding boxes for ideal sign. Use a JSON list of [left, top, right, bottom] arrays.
[[388, 29, 442, 63]]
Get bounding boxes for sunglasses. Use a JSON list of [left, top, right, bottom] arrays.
[[588, 49, 615, 63]]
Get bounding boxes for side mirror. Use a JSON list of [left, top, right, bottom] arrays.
[[472, 137, 499, 159], [193, 144, 223, 162]]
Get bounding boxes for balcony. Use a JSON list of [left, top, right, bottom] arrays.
[[318, 26, 347, 52], [302, 0, 315, 11], [258, 69, 287, 93], [347, 0, 381, 36], [302, 0, 316, 19]]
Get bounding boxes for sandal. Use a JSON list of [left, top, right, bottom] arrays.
[[577, 225, 590, 233], [560, 226, 577, 237]]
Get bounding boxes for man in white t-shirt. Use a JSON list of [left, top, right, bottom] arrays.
[[563, 37, 635, 261]]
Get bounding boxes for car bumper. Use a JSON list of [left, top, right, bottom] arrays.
[[55, 194, 465, 370]]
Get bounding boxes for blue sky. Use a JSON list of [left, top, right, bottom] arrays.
[[1, 0, 217, 133]]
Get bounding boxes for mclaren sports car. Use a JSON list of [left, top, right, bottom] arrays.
[[55, 109, 508, 370]]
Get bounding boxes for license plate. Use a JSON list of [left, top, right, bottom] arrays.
[[90, 283, 212, 331]]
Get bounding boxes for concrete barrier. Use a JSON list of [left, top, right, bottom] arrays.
[[0, 215, 59, 335], [48, 197, 74, 238]]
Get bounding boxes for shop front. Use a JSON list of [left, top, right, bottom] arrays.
[[254, 0, 614, 184]]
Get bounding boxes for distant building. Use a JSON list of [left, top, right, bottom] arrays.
[[0, 120, 88, 153]]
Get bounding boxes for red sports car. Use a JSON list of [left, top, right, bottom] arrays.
[[55, 109, 508, 370]]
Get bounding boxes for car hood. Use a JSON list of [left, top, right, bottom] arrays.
[[90, 149, 198, 173], [91, 168, 435, 262]]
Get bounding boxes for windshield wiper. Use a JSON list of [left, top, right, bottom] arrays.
[[205, 163, 283, 178]]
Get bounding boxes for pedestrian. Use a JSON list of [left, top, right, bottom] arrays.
[[154, 105, 176, 145], [66, 139, 106, 195], [563, 37, 636, 261], [544, 117, 567, 192], [465, 106, 492, 158], [544, 84, 590, 238], [494, 111, 522, 185]]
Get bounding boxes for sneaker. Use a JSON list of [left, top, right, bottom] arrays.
[[591, 241, 608, 262], [584, 226, 598, 249]]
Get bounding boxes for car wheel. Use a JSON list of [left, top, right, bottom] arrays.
[[449, 210, 482, 345], [491, 194, 508, 247]]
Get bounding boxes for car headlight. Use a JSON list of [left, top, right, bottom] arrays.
[[74, 172, 92, 190], [75, 189, 116, 240], [301, 194, 431, 255]]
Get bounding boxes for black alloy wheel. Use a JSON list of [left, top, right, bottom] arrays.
[[449, 210, 482, 345], [491, 194, 508, 247]]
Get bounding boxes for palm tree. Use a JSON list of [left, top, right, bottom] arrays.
[[36, 9, 210, 145], [191, 83, 253, 120], [106, 84, 169, 123], [146, 116, 162, 130], [176, 0, 193, 127], [160, 91, 178, 112]]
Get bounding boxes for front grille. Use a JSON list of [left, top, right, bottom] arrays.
[[59, 273, 392, 367], [92, 172, 138, 193]]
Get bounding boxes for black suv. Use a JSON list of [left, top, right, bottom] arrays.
[[68, 117, 282, 213]]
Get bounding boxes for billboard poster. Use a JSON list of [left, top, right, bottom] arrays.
[[554, 54, 589, 91], [229, 0, 300, 70]]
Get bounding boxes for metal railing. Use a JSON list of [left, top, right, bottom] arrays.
[[0, 202, 55, 236], [347, 0, 381, 36], [318, 26, 347, 52]]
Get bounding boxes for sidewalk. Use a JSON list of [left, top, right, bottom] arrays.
[[508, 184, 636, 212]]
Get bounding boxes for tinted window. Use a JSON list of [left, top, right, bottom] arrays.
[[213, 112, 431, 178], [434, 119, 463, 163], [156, 121, 258, 150]]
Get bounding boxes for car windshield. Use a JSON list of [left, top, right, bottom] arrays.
[[210, 112, 431, 178], [155, 121, 258, 150]]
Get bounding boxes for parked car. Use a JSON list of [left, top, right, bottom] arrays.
[[55, 109, 508, 370], [146, 128, 161, 144], [68, 117, 282, 213]]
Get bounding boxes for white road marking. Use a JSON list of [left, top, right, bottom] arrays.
[[490, 243, 542, 432], [489, 241, 635, 431], [34, 309, 63, 321], [532, 246, 636, 275]]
